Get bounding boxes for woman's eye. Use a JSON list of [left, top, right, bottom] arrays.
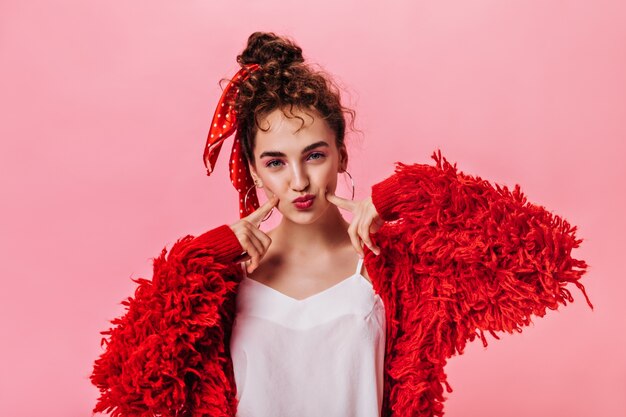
[[265, 153, 325, 168], [308, 152, 326, 160], [265, 160, 283, 168]]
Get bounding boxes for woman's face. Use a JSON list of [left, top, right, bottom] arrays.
[[249, 107, 348, 224]]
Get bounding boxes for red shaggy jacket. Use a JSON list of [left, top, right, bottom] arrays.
[[91, 150, 592, 417]]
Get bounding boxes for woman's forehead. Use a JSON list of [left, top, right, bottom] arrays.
[[255, 108, 335, 150]]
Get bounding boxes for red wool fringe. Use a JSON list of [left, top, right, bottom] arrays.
[[367, 150, 592, 416], [90, 149, 592, 417]]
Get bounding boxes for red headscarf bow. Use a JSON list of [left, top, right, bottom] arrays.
[[203, 64, 261, 218]]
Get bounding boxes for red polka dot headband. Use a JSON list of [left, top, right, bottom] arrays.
[[203, 64, 261, 218]]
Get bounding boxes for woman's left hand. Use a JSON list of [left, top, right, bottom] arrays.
[[326, 191, 384, 257]]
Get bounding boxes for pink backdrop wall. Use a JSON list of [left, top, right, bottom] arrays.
[[1, 1, 624, 416]]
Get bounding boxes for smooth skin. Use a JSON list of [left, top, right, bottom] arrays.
[[228, 106, 382, 298], [228, 195, 279, 270], [325, 193, 384, 258]]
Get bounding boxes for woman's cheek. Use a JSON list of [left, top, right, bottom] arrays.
[[265, 187, 284, 212], [260, 185, 275, 203], [325, 178, 339, 196]]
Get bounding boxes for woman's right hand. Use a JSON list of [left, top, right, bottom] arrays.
[[229, 195, 279, 274]]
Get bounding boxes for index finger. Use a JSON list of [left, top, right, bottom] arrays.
[[245, 195, 279, 227], [326, 191, 356, 212]]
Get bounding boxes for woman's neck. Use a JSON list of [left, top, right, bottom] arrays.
[[269, 205, 351, 256]]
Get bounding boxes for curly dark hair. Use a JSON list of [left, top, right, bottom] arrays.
[[222, 31, 356, 167]]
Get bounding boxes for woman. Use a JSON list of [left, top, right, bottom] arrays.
[[91, 32, 592, 417]]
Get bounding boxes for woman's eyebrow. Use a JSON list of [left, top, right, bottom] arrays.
[[259, 141, 329, 158]]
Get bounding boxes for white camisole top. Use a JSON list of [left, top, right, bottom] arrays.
[[230, 256, 386, 417]]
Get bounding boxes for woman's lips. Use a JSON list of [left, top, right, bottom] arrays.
[[293, 196, 315, 209]]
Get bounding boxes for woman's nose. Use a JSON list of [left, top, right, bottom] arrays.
[[290, 165, 309, 192]]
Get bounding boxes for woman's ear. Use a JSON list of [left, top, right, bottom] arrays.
[[249, 163, 262, 186], [338, 146, 349, 172]]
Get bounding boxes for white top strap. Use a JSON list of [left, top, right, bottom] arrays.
[[355, 256, 364, 275]]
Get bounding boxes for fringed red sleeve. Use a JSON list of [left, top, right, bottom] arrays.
[[90, 224, 244, 417], [368, 149, 593, 417]]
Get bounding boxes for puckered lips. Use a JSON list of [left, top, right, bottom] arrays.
[[292, 194, 315, 209]]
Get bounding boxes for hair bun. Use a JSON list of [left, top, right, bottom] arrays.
[[237, 32, 304, 69]]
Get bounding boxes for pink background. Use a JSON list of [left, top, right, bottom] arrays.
[[1, 1, 624, 416]]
